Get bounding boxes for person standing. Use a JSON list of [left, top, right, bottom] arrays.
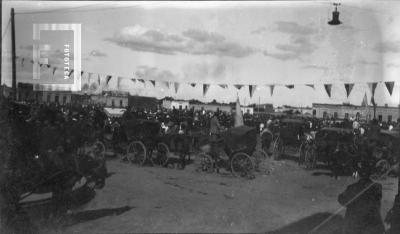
[[209, 111, 226, 160], [338, 160, 385, 234]]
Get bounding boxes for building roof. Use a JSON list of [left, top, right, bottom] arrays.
[[313, 103, 400, 109]]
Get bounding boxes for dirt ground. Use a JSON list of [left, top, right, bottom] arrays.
[[28, 149, 398, 234]]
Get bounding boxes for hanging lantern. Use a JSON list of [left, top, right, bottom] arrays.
[[328, 3, 342, 26]]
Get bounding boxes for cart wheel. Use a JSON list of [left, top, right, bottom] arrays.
[[126, 141, 147, 166], [371, 159, 390, 180], [151, 143, 170, 167], [304, 146, 316, 170], [197, 153, 214, 173], [231, 152, 255, 178], [92, 141, 106, 163], [272, 137, 283, 160]]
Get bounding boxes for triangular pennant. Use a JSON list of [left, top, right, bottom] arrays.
[[344, 83, 354, 97], [68, 69, 74, 77], [324, 84, 332, 98], [234, 84, 243, 90], [89, 82, 98, 92], [190, 83, 196, 88], [52, 67, 57, 75], [285, 85, 294, 89], [106, 75, 112, 84], [249, 85, 256, 98], [384, 81, 395, 96], [46, 64, 51, 68], [203, 84, 210, 96], [367, 82, 378, 97], [371, 96, 376, 106], [82, 83, 89, 91], [150, 80, 156, 87], [164, 81, 170, 89], [174, 82, 180, 94], [306, 84, 315, 89], [218, 84, 228, 89], [361, 92, 368, 107], [269, 85, 275, 96]]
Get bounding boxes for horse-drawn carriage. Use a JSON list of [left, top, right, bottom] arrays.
[[308, 127, 357, 172], [309, 126, 399, 179], [5, 102, 108, 209], [271, 118, 311, 161], [123, 118, 165, 166], [197, 125, 264, 178], [368, 129, 400, 179]]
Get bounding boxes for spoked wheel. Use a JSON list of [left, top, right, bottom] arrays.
[[197, 153, 214, 173], [304, 146, 316, 170], [92, 141, 106, 163], [151, 143, 170, 167], [126, 141, 147, 166], [371, 159, 390, 180], [272, 137, 284, 160], [231, 152, 255, 178]]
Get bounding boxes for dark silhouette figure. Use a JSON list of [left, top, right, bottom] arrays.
[[385, 194, 400, 234], [338, 161, 385, 234]]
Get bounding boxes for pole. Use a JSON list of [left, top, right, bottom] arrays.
[[11, 8, 16, 100], [0, 0, 3, 89]]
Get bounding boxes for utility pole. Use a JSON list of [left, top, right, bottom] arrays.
[[11, 8, 16, 100], [0, 0, 3, 90]]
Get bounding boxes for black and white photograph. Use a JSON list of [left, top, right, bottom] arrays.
[[1, 1, 400, 233]]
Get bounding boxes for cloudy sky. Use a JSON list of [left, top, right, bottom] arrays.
[[2, 1, 400, 107]]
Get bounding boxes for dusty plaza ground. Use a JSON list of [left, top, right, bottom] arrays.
[[24, 149, 397, 234]]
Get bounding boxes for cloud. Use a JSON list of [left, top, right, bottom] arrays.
[[263, 51, 299, 61], [182, 62, 226, 80], [263, 21, 320, 61], [374, 41, 400, 53], [301, 65, 329, 71], [17, 44, 74, 66], [251, 26, 267, 35], [264, 35, 316, 61], [135, 65, 178, 81], [356, 60, 379, 65], [89, 50, 107, 57], [106, 25, 255, 58], [386, 63, 400, 68], [274, 21, 317, 35]]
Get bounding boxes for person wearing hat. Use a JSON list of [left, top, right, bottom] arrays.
[[338, 159, 385, 234], [209, 111, 226, 160]]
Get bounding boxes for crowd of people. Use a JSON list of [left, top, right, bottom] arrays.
[[1, 97, 400, 234]]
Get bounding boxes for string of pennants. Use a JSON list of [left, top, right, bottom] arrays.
[[16, 56, 397, 99]]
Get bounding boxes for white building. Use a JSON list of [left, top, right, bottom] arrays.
[[241, 106, 254, 115], [90, 91, 129, 108], [312, 103, 400, 122], [190, 103, 232, 113], [162, 100, 190, 110]]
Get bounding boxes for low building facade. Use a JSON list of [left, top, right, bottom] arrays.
[[312, 103, 400, 122], [90, 91, 129, 108], [162, 100, 190, 110], [190, 103, 232, 113]]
